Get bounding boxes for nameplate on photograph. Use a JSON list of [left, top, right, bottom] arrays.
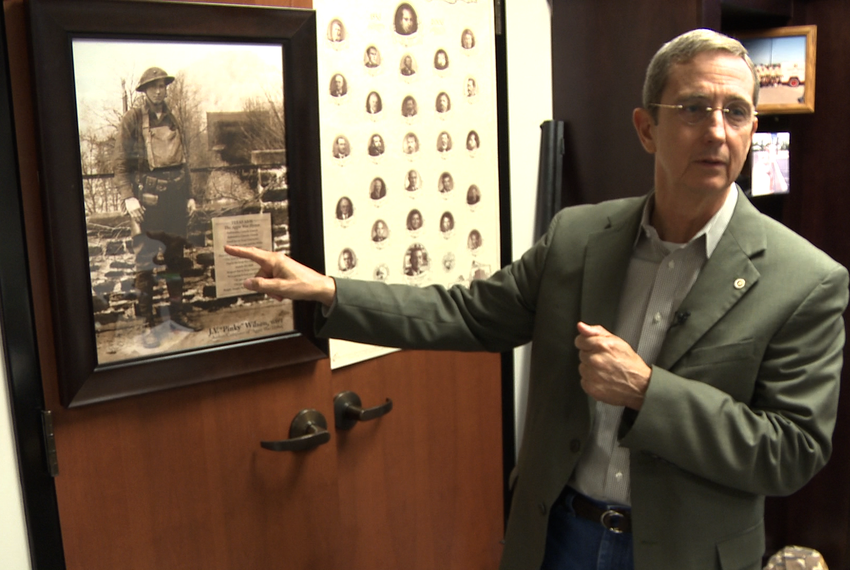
[[213, 213, 272, 298]]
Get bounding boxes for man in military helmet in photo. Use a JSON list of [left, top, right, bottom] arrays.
[[113, 66, 200, 348]]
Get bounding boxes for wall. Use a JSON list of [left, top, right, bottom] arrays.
[[505, 0, 553, 455], [0, 342, 31, 570], [760, 0, 850, 563]]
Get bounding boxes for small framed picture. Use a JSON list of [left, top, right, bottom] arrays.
[[750, 132, 790, 197], [736, 25, 817, 114]]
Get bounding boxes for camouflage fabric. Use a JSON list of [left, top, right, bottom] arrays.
[[764, 546, 828, 570]]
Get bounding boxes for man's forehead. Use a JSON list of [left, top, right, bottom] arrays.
[[665, 52, 754, 99]]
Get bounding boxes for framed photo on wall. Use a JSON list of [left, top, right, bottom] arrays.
[[736, 25, 817, 115], [28, 0, 326, 407]]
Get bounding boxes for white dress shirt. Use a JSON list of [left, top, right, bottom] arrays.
[[569, 187, 739, 505]]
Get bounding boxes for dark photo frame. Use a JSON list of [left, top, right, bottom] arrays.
[[28, 0, 326, 407]]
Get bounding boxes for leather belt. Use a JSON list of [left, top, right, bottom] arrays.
[[570, 491, 632, 534]]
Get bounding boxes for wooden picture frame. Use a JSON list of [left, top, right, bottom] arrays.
[[28, 0, 326, 407], [736, 25, 817, 115]]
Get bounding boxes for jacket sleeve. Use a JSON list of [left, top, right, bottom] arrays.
[[620, 263, 848, 496], [315, 212, 566, 352]]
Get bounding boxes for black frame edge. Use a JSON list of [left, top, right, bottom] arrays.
[[0, 5, 66, 569]]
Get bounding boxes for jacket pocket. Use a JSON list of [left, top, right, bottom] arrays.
[[716, 520, 765, 570], [679, 339, 754, 367], [674, 340, 759, 401]]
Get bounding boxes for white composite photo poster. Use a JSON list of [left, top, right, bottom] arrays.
[[315, 0, 500, 369]]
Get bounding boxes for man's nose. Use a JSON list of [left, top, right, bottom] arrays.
[[704, 108, 727, 138]]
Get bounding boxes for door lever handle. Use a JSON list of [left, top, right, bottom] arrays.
[[261, 409, 330, 451], [334, 391, 393, 430]]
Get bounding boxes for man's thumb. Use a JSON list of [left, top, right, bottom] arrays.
[[577, 321, 609, 337]]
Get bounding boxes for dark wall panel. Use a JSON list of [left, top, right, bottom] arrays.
[[550, 0, 701, 205], [761, 0, 850, 566]]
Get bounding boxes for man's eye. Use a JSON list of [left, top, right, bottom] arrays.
[[681, 104, 704, 114], [727, 105, 749, 118]]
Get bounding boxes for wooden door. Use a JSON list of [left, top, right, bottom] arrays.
[[4, 0, 506, 568], [37, 350, 503, 570]]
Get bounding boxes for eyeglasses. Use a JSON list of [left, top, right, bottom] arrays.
[[649, 102, 757, 128]]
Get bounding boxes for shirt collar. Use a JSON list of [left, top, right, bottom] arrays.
[[636, 185, 738, 258]]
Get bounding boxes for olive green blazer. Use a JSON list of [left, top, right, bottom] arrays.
[[317, 189, 848, 570]]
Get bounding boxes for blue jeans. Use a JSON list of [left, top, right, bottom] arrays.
[[540, 488, 634, 570]]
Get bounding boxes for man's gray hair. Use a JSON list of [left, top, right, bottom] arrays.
[[643, 29, 759, 121]]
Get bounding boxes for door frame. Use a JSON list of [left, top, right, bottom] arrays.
[[0, 7, 66, 568]]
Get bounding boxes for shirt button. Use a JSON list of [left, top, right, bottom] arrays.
[[538, 503, 547, 515], [615, 472, 624, 482], [652, 312, 661, 324], [667, 260, 675, 269]]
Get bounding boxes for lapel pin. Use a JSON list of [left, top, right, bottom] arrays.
[[734, 278, 746, 289]]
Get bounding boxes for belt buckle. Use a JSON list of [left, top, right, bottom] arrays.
[[600, 509, 627, 534]]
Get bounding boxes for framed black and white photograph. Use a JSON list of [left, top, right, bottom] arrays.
[[28, 0, 326, 407], [737, 25, 817, 114]]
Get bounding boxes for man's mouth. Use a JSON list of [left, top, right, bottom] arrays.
[[696, 157, 726, 167]]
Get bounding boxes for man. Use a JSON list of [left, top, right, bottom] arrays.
[[335, 197, 353, 220], [395, 4, 417, 36], [440, 212, 454, 234], [328, 19, 344, 42], [333, 136, 349, 159], [226, 30, 848, 570], [404, 245, 427, 276], [436, 92, 451, 113], [403, 133, 419, 155], [437, 132, 452, 153], [438, 172, 453, 193], [114, 66, 200, 347], [434, 49, 449, 70], [402, 95, 418, 118], [406, 209, 423, 231], [462, 29, 475, 50], [370, 178, 386, 200], [329, 73, 347, 97], [400, 54, 416, 76], [467, 77, 478, 98], [338, 248, 355, 272], [368, 134, 385, 157], [405, 169, 420, 192], [366, 92, 382, 115], [364, 46, 381, 68], [466, 229, 481, 251], [371, 220, 389, 242]]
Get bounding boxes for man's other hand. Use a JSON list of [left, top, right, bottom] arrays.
[[575, 322, 651, 410]]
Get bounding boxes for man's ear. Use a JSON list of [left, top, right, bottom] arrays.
[[633, 107, 656, 154], [748, 115, 759, 151]]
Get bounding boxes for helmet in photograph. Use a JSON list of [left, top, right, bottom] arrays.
[[136, 67, 175, 92]]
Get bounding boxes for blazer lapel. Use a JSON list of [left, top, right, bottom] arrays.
[[655, 191, 767, 370], [580, 197, 646, 331]]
